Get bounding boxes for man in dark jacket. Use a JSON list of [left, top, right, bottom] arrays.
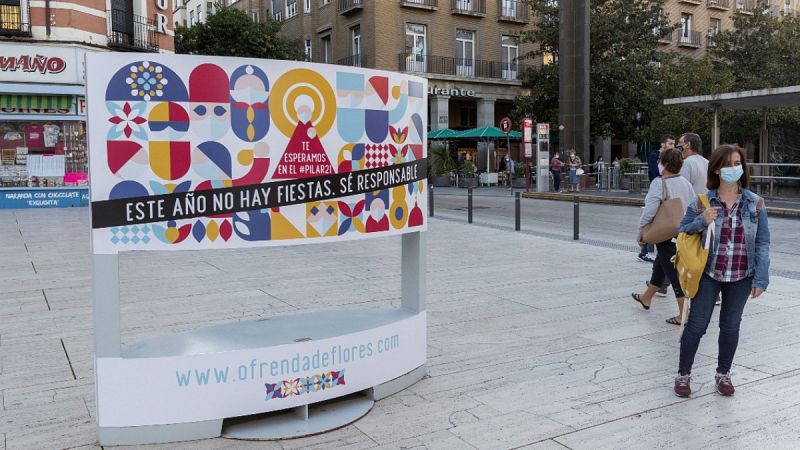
[[648, 134, 674, 182]]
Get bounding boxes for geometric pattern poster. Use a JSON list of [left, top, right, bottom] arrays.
[[86, 54, 427, 254]]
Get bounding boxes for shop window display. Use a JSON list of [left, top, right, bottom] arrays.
[[0, 121, 87, 188]]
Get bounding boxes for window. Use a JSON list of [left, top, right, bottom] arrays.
[[196, 4, 202, 21], [455, 0, 473, 11], [351, 25, 361, 66], [321, 35, 331, 63], [206, 1, 213, 17], [322, 0, 331, 4], [404, 23, 427, 72], [680, 13, 692, 43], [305, 39, 312, 61], [190, 9, 196, 25], [501, 35, 519, 79], [286, 0, 297, 18], [0, 0, 27, 33], [252, 9, 259, 21], [501, 0, 516, 17], [708, 17, 720, 46], [305, 0, 311, 12], [542, 46, 556, 65], [455, 29, 475, 77]]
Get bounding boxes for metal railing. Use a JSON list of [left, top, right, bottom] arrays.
[[337, 53, 367, 68], [401, 0, 437, 7], [0, 2, 32, 36], [707, 0, 730, 8], [106, 10, 159, 52], [498, 0, 528, 21], [338, 0, 363, 14], [675, 29, 703, 47], [451, 0, 485, 15], [398, 53, 526, 81], [749, 163, 800, 197]]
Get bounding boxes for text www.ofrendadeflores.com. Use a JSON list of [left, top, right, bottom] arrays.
[[175, 334, 401, 387]]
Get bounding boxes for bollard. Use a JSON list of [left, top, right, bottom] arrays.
[[515, 192, 521, 231], [428, 183, 434, 217], [467, 188, 473, 224], [573, 195, 580, 240]]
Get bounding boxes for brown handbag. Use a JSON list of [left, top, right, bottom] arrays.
[[642, 177, 685, 244]]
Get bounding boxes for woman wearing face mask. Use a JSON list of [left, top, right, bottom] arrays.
[[567, 149, 582, 193], [673, 144, 770, 398]]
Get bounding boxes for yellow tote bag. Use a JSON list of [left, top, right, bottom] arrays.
[[674, 194, 713, 300]]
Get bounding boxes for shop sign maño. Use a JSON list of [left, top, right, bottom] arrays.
[[0, 42, 87, 85]]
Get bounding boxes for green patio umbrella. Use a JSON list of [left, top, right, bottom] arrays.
[[427, 128, 459, 139], [455, 126, 521, 175]]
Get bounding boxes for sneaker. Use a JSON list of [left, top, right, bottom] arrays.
[[646, 281, 668, 297], [674, 374, 692, 398], [715, 373, 735, 396], [715, 295, 722, 306], [637, 254, 655, 263]]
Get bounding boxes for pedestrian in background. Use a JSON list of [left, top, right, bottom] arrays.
[[631, 148, 695, 325], [550, 151, 563, 193], [678, 132, 708, 195], [674, 144, 770, 398], [638, 134, 675, 265], [594, 155, 607, 188], [567, 149, 582, 193], [505, 154, 515, 190]]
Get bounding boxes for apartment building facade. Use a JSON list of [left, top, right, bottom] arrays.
[[274, 0, 534, 132], [661, 0, 798, 57], [0, 0, 174, 207]]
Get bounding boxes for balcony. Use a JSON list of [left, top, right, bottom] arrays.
[[398, 53, 526, 81], [0, 2, 32, 36], [338, 0, 363, 15], [675, 29, 702, 48], [400, 0, 437, 10], [337, 54, 368, 68], [735, 0, 755, 13], [107, 10, 159, 52], [678, 0, 702, 4], [707, 0, 730, 10], [451, 0, 485, 16], [498, 0, 528, 23]]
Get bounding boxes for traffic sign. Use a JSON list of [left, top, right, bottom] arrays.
[[500, 117, 512, 134]]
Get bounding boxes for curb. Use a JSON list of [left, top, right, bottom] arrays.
[[520, 192, 800, 219]]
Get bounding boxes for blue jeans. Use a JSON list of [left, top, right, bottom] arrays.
[[679, 274, 753, 375], [552, 170, 561, 191]]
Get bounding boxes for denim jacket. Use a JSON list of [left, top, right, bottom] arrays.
[[678, 188, 770, 290]]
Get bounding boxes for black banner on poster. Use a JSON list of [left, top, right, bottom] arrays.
[[91, 159, 427, 229]]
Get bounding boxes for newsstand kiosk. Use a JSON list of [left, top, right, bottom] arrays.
[[86, 53, 428, 445]]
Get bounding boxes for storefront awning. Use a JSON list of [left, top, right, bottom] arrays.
[[1, 95, 73, 109]]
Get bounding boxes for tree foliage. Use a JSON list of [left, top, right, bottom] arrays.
[[515, 0, 672, 140], [175, 5, 304, 60]]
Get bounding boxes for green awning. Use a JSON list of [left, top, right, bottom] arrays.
[[0, 95, 73, 109]]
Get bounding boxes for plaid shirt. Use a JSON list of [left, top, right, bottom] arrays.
[[709, 197, 748, 282]]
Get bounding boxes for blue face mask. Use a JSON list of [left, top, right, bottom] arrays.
[[720, 165, 743, 184]]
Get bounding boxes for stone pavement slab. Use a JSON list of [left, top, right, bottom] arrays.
[[1, 208, 800, 449]]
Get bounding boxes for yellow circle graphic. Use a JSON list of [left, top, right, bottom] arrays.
[[270, 69, 336, 138]]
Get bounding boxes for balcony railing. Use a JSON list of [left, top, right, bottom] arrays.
[[451, 0, 485, 16], [337, 54, 368, 68], [401, 0, 437, 9], [0, 1, 32, 36], [707, 0, 730, 9], [398, 53, 525, 81], [735, 0, 755, 13], [679, 0, 701, 4], [498, 0, 528, 22], [675, 29, 702, 48], [338, 0, 363, 14], [107, 10, 159, 52]]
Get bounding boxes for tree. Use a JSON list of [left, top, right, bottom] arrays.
[[175, 5, 304, 60], [514, 0, 672, 141], [711, 6, 800, 90]]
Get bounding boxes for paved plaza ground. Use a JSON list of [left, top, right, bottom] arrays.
[[2, 203, 800, 449]]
